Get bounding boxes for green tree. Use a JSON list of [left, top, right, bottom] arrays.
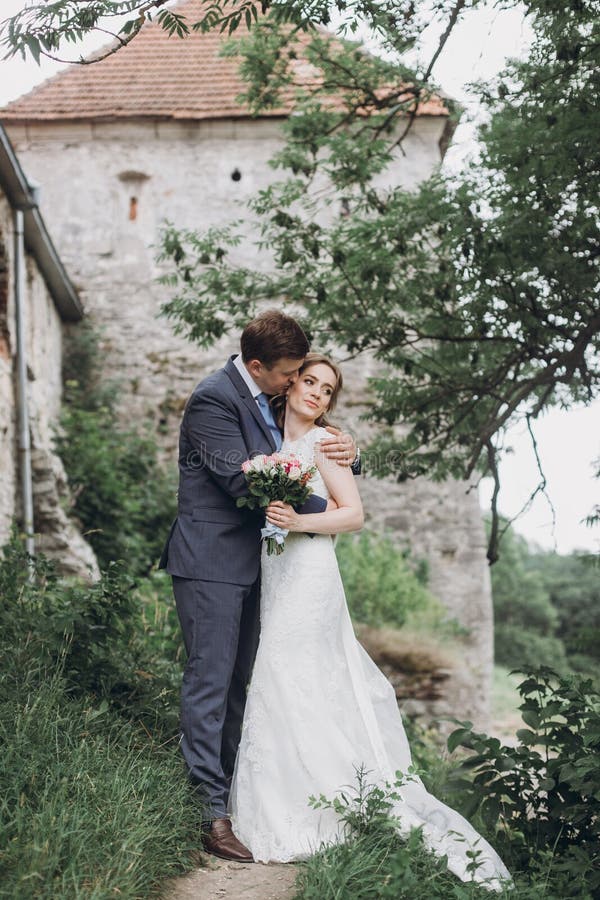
[[487, 523, 568, 671], [488, 519, 599, 677], [0, 0, 458, 66], [4, 0, 599, 562], [156, 0, 600, 561], [525, 550, 600, 677]]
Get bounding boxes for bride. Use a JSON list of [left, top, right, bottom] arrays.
[[228, 353, 511, 891]]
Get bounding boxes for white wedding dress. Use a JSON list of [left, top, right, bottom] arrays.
[[229, 427, 511, 891]]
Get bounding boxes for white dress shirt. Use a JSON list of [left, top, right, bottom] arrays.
[[233, 353, 264, 403]]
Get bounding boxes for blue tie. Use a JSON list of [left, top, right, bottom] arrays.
[[256, 393, 282, 450]]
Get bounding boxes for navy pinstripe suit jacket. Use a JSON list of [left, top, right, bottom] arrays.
[[159, 356, 327, 585]]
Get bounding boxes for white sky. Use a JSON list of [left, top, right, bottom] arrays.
[[1, 0, 598, 554]]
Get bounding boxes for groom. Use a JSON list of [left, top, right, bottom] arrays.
[[160, 310, 356, 862]]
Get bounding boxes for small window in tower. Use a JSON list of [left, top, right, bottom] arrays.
[[231, 168, 242, 182], [118, 170, 150, 220]]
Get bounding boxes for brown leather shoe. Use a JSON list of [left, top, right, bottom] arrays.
[[202, 817, 254, 862]]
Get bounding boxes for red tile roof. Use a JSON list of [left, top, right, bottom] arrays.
[[0, 0, 448, 122]]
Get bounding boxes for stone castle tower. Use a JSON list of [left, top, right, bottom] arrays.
[[1, 0, 494, 727]]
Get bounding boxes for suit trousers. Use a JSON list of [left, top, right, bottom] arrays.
[[172, 575, 261, 819]]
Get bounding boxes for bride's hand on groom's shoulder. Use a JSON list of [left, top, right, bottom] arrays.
[[317, 426, 356, 467], [266, 501, 301, 532]]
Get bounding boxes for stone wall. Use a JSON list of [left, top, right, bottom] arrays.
[[356, 624, 474, 737], [0, 194, 98, 577], [4, 117, 448, 429], [5, 116, 493, 727]]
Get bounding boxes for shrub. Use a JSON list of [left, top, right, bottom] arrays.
[[57, 321, 177, 575], [56, 404, 177, 576], [0, 533, 181, 736], [445, 667, 600, 895], [297, 768, 503, 899], [335, 531, 459, 636], [295, 669, 600, 899]]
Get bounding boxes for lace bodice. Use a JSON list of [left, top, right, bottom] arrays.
[[281, 426, 330, 501]]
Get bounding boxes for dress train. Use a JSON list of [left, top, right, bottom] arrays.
[[229, 428, 511, 891]]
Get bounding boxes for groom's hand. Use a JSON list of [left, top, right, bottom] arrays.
[[317, 426, 357, 468]]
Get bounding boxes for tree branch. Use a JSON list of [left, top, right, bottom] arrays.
[[486, 439, 501, 564]]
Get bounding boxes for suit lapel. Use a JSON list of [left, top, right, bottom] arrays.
[[224, 356, 277, 452]]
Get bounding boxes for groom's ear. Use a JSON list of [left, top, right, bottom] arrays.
[[246, 359, 264, 379]]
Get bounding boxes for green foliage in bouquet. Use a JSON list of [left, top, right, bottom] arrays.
[[236, 454, 316, 509]]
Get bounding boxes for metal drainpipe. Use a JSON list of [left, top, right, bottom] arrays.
[[14, 208, 35, 562]]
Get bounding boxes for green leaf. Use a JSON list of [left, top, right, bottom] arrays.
[[537, 777, 555, 791], [521, 708, 541, 730], [447, 727, 473, 754], [24, 35, 41, 65], [516, 729, 538, 746]]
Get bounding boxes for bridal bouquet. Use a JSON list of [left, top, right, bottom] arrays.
[[237, 452, 316, 555]]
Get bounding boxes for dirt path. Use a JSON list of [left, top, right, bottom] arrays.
[[164, 852, 299, 900]]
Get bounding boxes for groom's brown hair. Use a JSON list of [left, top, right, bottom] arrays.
[[241, 310, 310, 368]]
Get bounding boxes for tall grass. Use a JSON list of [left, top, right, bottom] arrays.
[[295, 829, 593, 900], [0, 672, 200, 899], [0, 536, 201, 898], [296, 828, 491, 899]]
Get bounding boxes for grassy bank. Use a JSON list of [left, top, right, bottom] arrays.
[[0, 538, 201, 898], [0, 676, 199, 899]]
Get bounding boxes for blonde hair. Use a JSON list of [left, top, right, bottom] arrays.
[[272, 352, 343, 429]]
